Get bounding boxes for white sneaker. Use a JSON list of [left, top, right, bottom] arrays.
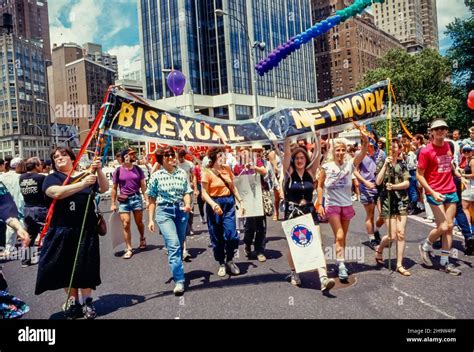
[[424, 217, 435, 223], [173, 282, 185, 296], [217, 264, 226, 277], [226, 261, 240, 275]]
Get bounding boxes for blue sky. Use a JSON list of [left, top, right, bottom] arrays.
[[49, 0, 470, 77]]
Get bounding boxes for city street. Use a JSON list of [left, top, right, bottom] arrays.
[[3, 201, 473, 319]]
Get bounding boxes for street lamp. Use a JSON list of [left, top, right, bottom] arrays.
[[215, 9, 266, 119]]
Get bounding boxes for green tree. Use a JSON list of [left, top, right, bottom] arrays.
[[445, 10, 474, 87], [357, 48, 470, 135]]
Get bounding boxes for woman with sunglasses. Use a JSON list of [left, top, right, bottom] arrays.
[[35, 147, 109, 319], [201, 147, 245, 277], [147, 147, 193, 296]]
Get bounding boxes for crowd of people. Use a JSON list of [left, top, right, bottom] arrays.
[[0, 118, 472, 319]]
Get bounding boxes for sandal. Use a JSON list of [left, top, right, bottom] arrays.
[[396, 266, 411, 276], [139, 238, 147, 250], [375, 247, 384, 265], [123, 249, 133, 259]]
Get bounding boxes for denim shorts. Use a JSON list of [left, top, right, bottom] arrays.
[[426, 192, 459, 206], [118, 193, 144, 213], [359, 188, 379, 205]]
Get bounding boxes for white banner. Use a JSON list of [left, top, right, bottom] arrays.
[[282, 213, 326, 273], [234, 174, 264, 218]]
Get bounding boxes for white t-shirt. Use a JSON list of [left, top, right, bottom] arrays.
[[323, 161, 355, 207]]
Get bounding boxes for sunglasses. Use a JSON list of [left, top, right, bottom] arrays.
[[432, 127, 448, 131], [164, 153, 176, 158]]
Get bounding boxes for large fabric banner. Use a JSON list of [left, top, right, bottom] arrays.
[[104, 81, 389, 146], [282, 214, 326, 273]]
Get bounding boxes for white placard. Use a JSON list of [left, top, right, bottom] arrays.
[[234, 174, 264, 218], [282, 213, 326, 273]]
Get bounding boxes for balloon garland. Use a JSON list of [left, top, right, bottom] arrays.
[[255, 0, 386, 76]]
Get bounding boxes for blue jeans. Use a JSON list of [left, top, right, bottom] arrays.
[[156, 204, 189, 283], [206, 196, 239, 265], [408, 170, 418, 203]]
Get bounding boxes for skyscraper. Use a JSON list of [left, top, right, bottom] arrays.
[[372, 0, 439, 53], [47, 43, 116, 144], [420, 0, 438, 51], [0, 32, 50, 159], [0, 0, 51, 61], [138, 0, 317, 120], [312, 0, 403, 101], [82, 42, 119, 79]]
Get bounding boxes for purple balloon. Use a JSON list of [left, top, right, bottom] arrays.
[[167, 70, 186, 96]]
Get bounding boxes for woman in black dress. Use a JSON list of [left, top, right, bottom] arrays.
[[35, 147, 108, 319]]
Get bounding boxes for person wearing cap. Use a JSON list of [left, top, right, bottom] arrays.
[[111, 148, 149, 259], [41, 160, 52, 175], [0, 157, 25, 255], [417, 119, 462, 275]]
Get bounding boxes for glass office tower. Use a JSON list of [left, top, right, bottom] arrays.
[[139, 0, 317, 120]]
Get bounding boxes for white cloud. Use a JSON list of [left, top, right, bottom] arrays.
[[437, 0, 470, 42], [49, 0, 105, 47], [108, 45, 141, 78]]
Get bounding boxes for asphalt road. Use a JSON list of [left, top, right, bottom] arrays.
[[2, 201, 473, 319]]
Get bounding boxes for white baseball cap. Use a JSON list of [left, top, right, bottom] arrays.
[[430, 119, 448, 130]]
